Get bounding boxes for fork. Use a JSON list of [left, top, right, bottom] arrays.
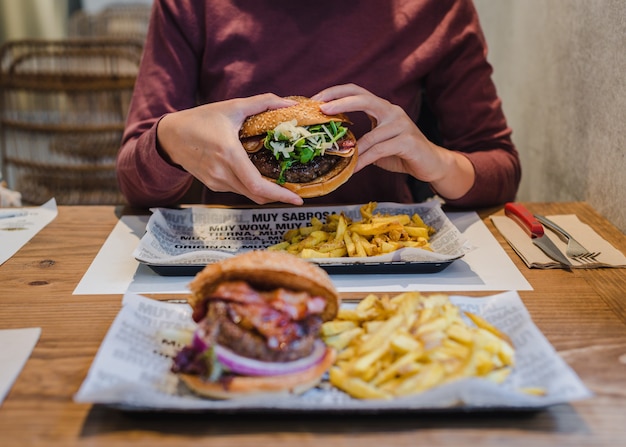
[[534, 214, 600, 260]]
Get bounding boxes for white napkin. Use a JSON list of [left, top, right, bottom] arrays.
[[0, 198, 57, 266], [491, 214, 626, 269], [0, 328, 41, 405]]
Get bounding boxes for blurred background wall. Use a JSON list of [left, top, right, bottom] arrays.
[[474, 0, 626, 231], [0, 0, 150, 45], [1, 1, 624, 231], [0, 0, 73, 43]]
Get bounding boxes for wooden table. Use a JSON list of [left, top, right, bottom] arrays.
[[1, 202, 625, 447]]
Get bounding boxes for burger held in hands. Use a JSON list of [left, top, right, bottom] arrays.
[[239, 96, 358, 198], [171, 250, 340, 399]]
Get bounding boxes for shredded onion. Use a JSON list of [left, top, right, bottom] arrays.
[[214, 340, 327, 376]]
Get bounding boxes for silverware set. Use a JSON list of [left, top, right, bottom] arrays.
[[504, 203, 602, 267], [534, 215, 601, 264]]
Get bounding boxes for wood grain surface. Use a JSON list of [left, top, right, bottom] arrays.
[[0, 202, 625, 447]]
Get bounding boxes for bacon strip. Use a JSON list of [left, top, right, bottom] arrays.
[[193, 280, 326, 323], [325, 135, 356, 157], [228, 302, 304, 348]]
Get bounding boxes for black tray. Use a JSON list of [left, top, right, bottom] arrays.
[[145, 259, 456, 276], [110, 401, 545, 414]]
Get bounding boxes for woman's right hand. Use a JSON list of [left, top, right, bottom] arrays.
[[156, 94, 304, 205]]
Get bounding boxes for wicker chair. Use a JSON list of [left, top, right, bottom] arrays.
[[68, 4, 152, 41], [0, 38, 143, 205]]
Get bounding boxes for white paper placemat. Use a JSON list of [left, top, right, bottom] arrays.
[[74, 209, 531, 295], [0, 198, 57, 266], [0, 328, 41, 405]]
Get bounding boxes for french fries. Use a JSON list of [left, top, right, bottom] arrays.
[[321, 292, 516, 399], [267, 202, 436, 258]]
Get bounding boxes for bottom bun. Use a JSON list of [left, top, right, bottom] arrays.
[[276, 150, 358, 198], [179, 347, 336, 400]]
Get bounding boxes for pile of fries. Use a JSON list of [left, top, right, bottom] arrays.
[[321, 292, 515, 399], [267, 202, 435, 258]]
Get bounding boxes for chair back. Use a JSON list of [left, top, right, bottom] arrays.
[[0, 38, 143, 205]]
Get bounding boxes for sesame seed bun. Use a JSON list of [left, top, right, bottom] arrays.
[[239, 96, 350, 138], [188, 250, 340, 322]]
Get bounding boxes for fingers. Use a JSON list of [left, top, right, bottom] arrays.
[[314, 85, 393, 126], [198, 163, 304, 206], [354, 125, 411, 173], [171, 93, 310, 205], [241, 180, 305, 206], [313, 85, 456, 188], [355, 142, 405, 174], [313, 84, 365, 115], [230, 93, 297, 123], [196, 137, 304, 206], [186, 95, 302, 205], [311, 83, 368, 102], [234, 159, 304, 205]]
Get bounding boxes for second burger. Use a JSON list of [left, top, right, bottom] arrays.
[[172, 250, 339, 399]]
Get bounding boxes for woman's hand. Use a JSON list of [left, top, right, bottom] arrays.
[[312, 84, 475, 200], [156, 93, 304, 205]]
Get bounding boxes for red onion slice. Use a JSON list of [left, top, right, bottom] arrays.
[[191, 330, 208, 352], [214, 340, 327, 376]]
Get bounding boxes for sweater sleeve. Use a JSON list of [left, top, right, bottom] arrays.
[[116, 0, 202, 208], [424, 0, 521, 208]]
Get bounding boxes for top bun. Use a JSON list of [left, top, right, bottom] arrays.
[[239, 96, 350, 138], [188, 250, 340, 321]]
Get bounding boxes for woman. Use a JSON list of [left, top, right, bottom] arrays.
[[117, 0, 520, 209]]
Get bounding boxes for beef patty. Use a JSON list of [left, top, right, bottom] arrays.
[[204, 301, 322, 363], [248, 148, 343, 183]]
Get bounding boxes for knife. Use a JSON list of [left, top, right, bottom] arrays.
[[504, 203, 572, 267]]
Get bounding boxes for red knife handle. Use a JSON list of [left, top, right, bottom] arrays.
[[504, 203, 545, 238]]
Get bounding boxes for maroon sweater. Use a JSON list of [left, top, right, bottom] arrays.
[[117, 0, 520, 209]]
